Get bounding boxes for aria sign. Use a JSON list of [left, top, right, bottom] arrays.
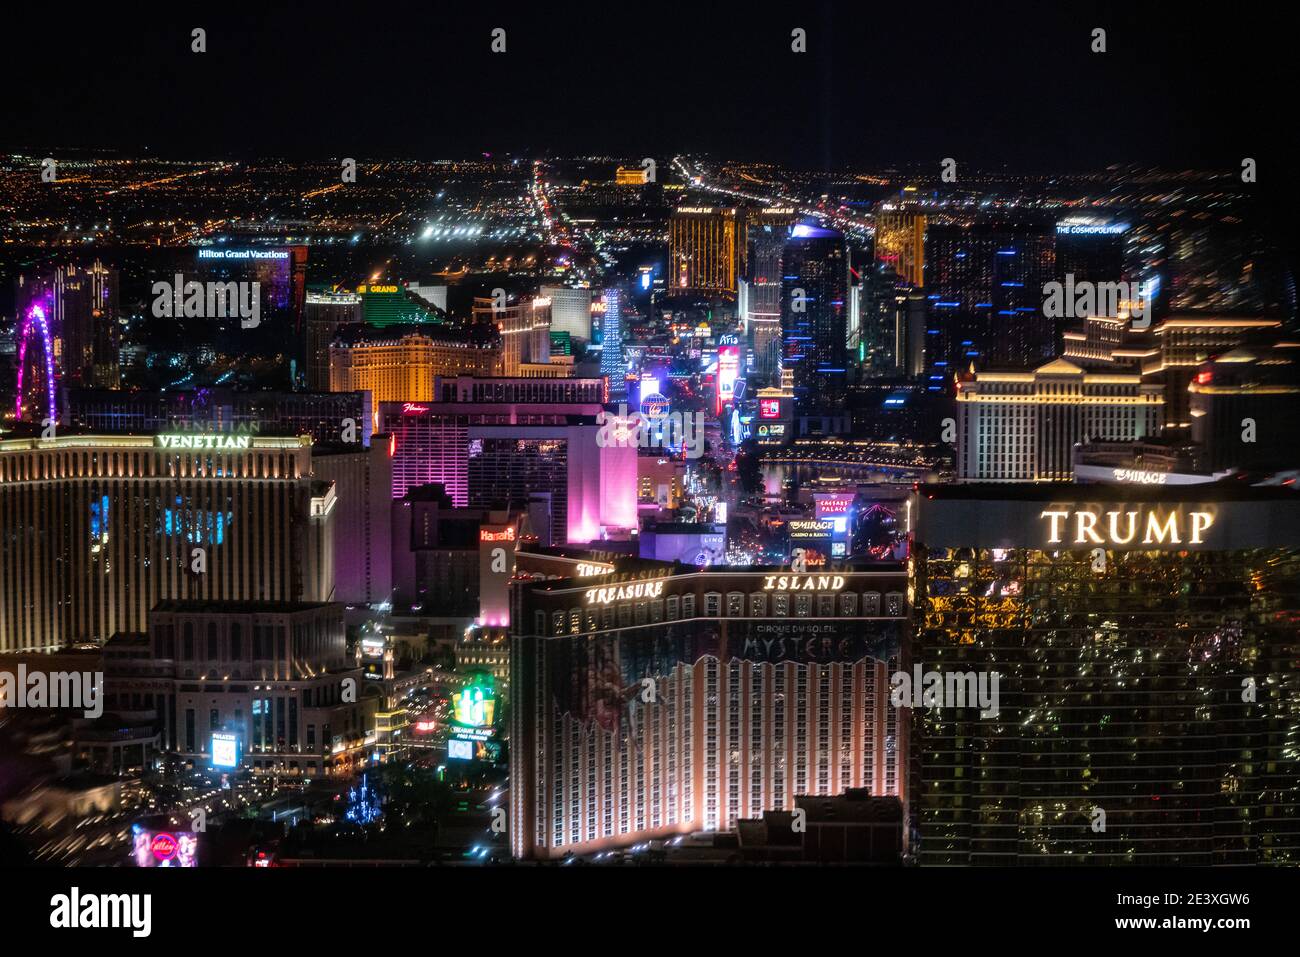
[[1040, 508, 1214, 546]]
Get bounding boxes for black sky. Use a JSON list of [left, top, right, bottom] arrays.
[[3, 0, 1295, 174]]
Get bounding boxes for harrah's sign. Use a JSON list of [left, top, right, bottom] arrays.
[[1040, 507, 1214, 546]]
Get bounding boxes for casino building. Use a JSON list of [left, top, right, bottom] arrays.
[[509, 560, 908, 860], [909, 484, 1300, 865], [0, 433, 334, 653]]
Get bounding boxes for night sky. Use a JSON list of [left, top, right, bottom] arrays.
[[5, 1, 1293, 175]]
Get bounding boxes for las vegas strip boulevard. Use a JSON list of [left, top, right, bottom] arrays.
[[908, 484, 1300, 864]]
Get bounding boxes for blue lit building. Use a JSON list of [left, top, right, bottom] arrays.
[[781, 224, 849, 413]]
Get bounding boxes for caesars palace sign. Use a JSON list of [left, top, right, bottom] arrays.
[[1040, 507, 1214, 546]]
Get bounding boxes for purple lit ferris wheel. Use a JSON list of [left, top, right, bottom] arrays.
[[15, 300, 57, 424]]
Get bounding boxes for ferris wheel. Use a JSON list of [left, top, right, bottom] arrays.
[[15, 301, 57, 425]]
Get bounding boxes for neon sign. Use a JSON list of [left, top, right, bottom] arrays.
[[762, 575, 846, 592], [584, 580, 666, 605], [1040, 508, 1214, 546], [156, 434, 251, 450], [1112, 468, 1168, 485], [480, 527, 516, 542], [401, 402, 429, 415]]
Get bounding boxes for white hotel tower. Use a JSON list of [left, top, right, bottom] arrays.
[[955, 358, 1164, 482]]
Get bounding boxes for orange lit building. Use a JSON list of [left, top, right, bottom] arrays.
[[329, 326, 500, 404]]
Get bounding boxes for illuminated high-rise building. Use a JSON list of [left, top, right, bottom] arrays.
[[669, 206, 740, 296], [910, 484, 1300, 865], [743, 215, 791, 381], [874, 207, 927, 287], [378, 377, 632, 546], [471, 296, 552, 376], [955, 359, 1164, 481], [0, 434, 334, 653], [329, 325, 500, 404], [509, 561, 909, 860], [540, 285, 594, 342], [1143, 316, 1284, 436], [781, 225, 850, 412], [304, 290, 363, 390], [925, 222, 1057, 367], [599, 287, 627, 398]]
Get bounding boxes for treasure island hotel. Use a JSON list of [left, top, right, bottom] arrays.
[[508, 554, 909, 860], [910, 484, 1300, 865], [0, 433, 334, 653]]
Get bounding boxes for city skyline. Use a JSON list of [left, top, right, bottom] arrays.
[[1, 3, 1296, 938]]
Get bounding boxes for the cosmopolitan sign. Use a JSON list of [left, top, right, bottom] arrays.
[[156, 434, 251, 450], [1040, 508, 1213, 546]]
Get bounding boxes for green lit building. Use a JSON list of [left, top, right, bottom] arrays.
[[354, 282, 446, 327], [909, 484, 1300, 865]]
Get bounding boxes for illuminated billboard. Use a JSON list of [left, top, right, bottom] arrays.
[[760, 399, 781, 419], [131, 826, 198, 868], [451, 673, 496, 729], [210, 731, 241, 769], [717, 342, 741, 411]]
